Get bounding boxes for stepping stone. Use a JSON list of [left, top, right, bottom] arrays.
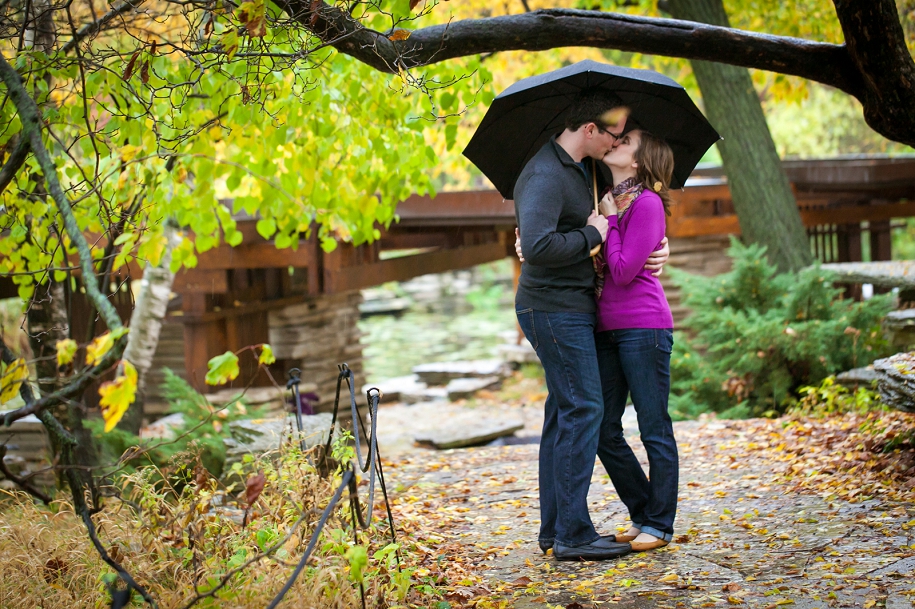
[[446, 376, 502, 400], [359, 297, 412, 316], [364, 375, 426, 402], [414, 418, 524, 450], [402, 387, 449, 405], [497, 342, 540, 365], [413, 360, 508, 386], [835, 367, 879, 389]]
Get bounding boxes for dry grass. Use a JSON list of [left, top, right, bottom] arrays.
[[0, 443, 446, 608]]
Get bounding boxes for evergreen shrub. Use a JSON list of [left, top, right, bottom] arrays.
[[668, 239, 894, 419]]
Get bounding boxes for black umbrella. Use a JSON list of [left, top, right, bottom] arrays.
[[462, 59, 721, 199]]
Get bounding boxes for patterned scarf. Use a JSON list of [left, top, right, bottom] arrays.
[[593, 177, 644, 301]]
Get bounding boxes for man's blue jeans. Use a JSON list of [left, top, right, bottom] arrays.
[[517, 308, 603, 548], [595, 328, 678, 542]]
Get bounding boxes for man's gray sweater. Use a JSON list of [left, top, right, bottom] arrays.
[[514, 137, 604, 313]]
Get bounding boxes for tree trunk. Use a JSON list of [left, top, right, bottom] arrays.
[[118, 221, 181, 434], [666, 0, 814, 272], [26, 281, 68, 398], [25, 281, 98, 481]]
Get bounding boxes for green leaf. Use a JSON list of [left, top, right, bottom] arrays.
[[257, 344, 276, 366], [346, 545, 368, 583], [256, 217, 277, 239], [206, 351, 240, 385]]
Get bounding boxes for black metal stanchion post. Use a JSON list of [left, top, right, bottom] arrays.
[[286, 368, 306, 452]]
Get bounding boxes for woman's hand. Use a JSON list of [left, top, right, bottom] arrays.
[[514, 227, 525, 263], [599, 192, 618, 217]]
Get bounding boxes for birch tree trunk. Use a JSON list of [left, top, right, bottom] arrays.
[[118, 221, 182, 434]]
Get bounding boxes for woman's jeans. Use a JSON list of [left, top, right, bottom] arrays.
[[517, 308, 603, 548], [595, 328, 678, 541]]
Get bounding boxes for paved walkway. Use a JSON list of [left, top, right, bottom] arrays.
[[383, 417, 915, 608]]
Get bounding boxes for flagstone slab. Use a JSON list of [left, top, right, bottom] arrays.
[[413, 359, 509, 386], [446, 376, 502, 400], [414, 418, 524, 449]]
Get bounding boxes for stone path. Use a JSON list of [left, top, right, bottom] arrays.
[[382, 418, 915, 608]]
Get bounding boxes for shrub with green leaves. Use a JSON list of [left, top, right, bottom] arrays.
[[668, 239, 894, 419], [89, 368, 263, 479]]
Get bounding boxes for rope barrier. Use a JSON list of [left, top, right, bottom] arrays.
[[106, 363, 397, 609]]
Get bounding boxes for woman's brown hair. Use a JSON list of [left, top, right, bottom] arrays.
[[634, 131, 675, 216]]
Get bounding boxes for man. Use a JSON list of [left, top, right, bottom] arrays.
[[514, 91, 669, 561]]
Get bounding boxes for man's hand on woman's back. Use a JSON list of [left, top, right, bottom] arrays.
[[646, 237, 670, 277], [514, 223, 668, 273]]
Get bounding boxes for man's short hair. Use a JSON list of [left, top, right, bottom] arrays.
[[564, 90, 625, 131]]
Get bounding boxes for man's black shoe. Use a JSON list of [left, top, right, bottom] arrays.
[[552, 537, 631, 561], [539, 534, 618, 554]]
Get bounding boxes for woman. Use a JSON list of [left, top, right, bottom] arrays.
[[593, 129, 678, 552]]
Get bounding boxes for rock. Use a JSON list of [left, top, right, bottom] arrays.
[[884, 309, 915, 349], [359, 296, 412, 317], [872, 352, 915, 413], [414, 418, 524, 450], [364, 375, 426, 402], [223, 414, 337, 466], [139, 412, 186, 440], [402, 387, 449, 405], [446, 376, 502, 400], [820, 261, 915, 289], [0, 412, 53, 488], [206, 384, 317, 417], [497, 342, 540, 366], [413, 359, 509, 386], [835, 367, 879, 389]]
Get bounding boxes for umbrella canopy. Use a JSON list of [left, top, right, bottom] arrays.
[[462, 60, 721, 199]]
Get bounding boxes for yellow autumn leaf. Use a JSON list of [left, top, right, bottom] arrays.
[[56, 339, 78, 367], [659, 573, 680, 583], [0, 358, 29, 403], [86, 328, 129, 366], [98, 360, 138, 432]]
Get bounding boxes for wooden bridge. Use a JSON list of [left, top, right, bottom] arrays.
[[3, 156, 914, 413]]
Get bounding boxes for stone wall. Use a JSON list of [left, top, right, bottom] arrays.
[[268, 290, 365, 413], [661, 235, 734, 325]]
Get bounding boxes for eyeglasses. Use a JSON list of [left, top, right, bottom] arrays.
[[596, 126, 623, 141]]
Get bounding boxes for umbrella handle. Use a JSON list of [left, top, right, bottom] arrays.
[[589, 158, 601, 257]]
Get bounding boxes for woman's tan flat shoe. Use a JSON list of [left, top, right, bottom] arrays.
[[629, 539, 669, 552], [613, 533, 639, 543]]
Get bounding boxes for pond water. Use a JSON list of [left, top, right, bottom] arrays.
[[358, 259, 519, 383]]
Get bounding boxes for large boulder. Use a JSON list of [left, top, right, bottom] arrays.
[[872, 352, 915, 413]]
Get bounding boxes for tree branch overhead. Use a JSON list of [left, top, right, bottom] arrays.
[[285, 0, 915, 146]]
